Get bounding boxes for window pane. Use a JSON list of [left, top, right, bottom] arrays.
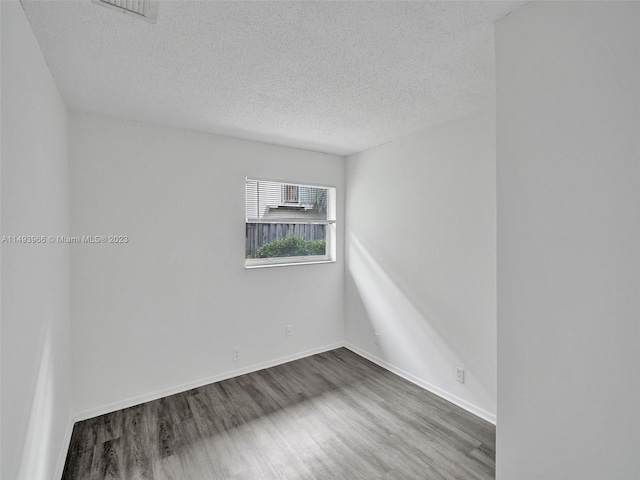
[[282, 184, 298, 203], [245, 223, 326, 259]]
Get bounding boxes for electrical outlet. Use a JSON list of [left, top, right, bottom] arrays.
[[286, 324, 292, 337], [455, 367, 465, 384], [232, 348, 240, 361], [374, 333, 380, 345]]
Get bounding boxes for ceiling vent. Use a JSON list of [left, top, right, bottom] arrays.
[[93, 0, 157, 23]]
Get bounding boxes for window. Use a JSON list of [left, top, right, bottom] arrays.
[[282, 184, 299, 203], [245, 178, 336, 268]]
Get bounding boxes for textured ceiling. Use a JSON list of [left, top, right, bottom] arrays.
[[22, 0, 524, 155]]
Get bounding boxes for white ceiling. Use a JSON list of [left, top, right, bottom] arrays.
[[22, 0, 524, 155]]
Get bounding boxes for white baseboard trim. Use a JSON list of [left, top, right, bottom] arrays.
[[72, 341, 496, 426], [73, 342, 344, 422], [55, 416, 74, 480], [344, 342, 496, 425]]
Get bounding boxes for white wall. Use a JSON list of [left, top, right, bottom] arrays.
[[345, 109, 497, 421], [70, 113, 345, 415], [0, 2, 72, 479], [496, 2, 640, 479]]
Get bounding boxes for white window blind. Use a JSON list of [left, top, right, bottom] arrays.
[[245, 179, 336, 225]]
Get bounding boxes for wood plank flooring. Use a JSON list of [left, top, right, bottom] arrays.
[[62, 348, 495, 479]]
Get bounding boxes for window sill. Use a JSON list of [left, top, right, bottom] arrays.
[[245, 258, 335, 269]]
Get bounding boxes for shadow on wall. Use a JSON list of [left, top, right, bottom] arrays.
[[346, 233, 493, 410], [17, 317, 59, 480]]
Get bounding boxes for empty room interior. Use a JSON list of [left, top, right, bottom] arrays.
[[1, 1, 639, 479]]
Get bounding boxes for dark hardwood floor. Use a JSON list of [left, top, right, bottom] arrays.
[[62, 348, 495, 479]]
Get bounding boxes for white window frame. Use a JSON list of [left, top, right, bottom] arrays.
[[245, 177, 336, 269]]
